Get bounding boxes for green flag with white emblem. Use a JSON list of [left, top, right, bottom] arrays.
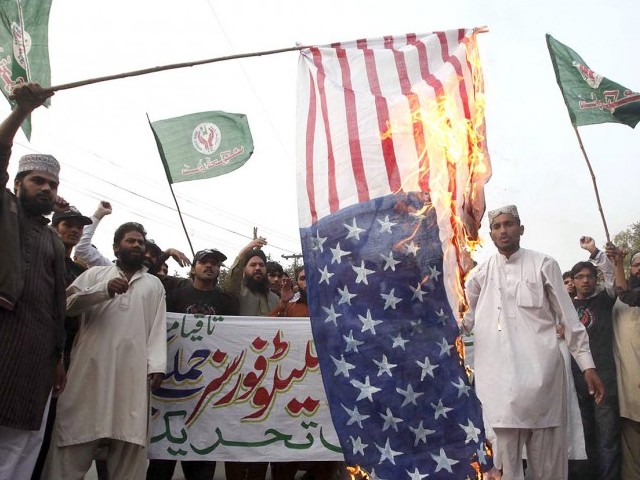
[[149, 111, 254, 184], [546, 34, 640, 128], [0, 0, 53, 139]]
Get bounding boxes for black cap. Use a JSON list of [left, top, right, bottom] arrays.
[[52, 207, 92, 227], [243, 248, 267, 267], [146, 239, 162, 255], [194, 248, 227, 264]]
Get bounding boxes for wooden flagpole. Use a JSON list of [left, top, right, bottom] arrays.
[[41, 45, 311, 94], [146, 114, 196, 257], [572, 126, 611, 242]]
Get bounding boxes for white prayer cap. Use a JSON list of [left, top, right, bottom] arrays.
[[488, 204, 519, 226], [17, 154, 60, 181], [631, 252, 640, 264]]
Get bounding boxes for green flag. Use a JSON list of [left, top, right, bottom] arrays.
[[546, 34, 640, 128], [149, 111, 254, 184], [0, 0, 53, 139]]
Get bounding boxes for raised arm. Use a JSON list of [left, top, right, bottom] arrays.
[[222, 237, 267, 296], [581, 236, 615, 297], [74, 201, 113, 267], [0, 83, 52, 190]]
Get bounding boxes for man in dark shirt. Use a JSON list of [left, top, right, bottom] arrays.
[[31, 206, 94, 480], [147, 248, 236, 480], [570, 236, 621, 480], [0, 82, 67, 479]]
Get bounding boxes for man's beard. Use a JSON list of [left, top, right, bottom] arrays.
[[629, 273, 640, 290], [118, 248, 145, 270], [19, 189, 54, 216], [245, 274, 269, 294]]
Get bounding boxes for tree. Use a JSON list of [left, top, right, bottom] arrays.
[[614, 221, 640, 274]]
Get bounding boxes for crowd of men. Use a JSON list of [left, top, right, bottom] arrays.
[[0, 83, 638, 480]]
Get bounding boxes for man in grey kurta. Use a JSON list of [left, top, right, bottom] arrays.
[[0, 83, 67, 480]]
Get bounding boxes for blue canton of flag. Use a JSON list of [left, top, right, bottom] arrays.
[[301, 192, 489, 480]]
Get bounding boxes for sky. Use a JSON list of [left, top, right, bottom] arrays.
[[4, 0, 640, 274]]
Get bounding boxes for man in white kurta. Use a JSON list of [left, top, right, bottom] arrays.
[[43, 223, 167, 480], [463, 205, 603, 480]]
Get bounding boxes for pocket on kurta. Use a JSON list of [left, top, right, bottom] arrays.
[[517, 280, 543, 308]]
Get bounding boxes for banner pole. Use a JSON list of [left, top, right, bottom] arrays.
[[167, 182, 195, 258], [38, 45, 311, 94], [572, 125, 611, 242]]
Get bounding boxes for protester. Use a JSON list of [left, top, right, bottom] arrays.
[[74, 200, 191, 292], [31, 206, 95, 480], [222, 238, 278, 480], [43, 222, 167, 480], [0, 82, 68, 480], [463, 205, 604, 480], [569, 236, 620, 480], [147, 248, 237, 480], [610, 249, 640, 479], [266, 261, 285, 297], [269, 266, 308, 317], [563, 270, 577, 297], [268, 266, 344, 480]]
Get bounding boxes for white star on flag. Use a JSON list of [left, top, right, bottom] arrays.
[[377, 215, 397, 233], [380, 288, 402, 310], [380, 251, 401, 271], [351, 375, 382, 402], [373, 354, 397, 377], [342, 403, 370, 428], [396, 383, 424, 407], [410, 282, 427, 302], [359, 309, 383, 334], [406, 241, 420, 256], [352, 260, 375, 284], [350, 435, 368, 455], [322, 304, 342, 326], [337, 285, 357, 305], [380, 407, 403, 432], [406, 467, 429, 480], [375, 438, 403, 465], [432, 399, 453, 419], [311, 231, 327, 252], [409, 420, 435, 446], [435, 308, 447, 325], [430, 448, 459, 473], [343, 330, 364, 352], [330, 242, 350, 264], [428, 265, 441, 282], [331, 354, 355, 377], [390, 333, 408, 350], [318, 266, 334, 285], [452, 377, 471, 397], [416, 356, 439, 380], [459, 419, 481, 444], [437, 337, 452, 356], [344, 218, 366, 241]]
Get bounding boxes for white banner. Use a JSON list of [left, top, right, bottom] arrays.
[[149, 313, 343, 462]]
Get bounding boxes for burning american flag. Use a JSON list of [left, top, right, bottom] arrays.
[[296, 29, 493, 479]]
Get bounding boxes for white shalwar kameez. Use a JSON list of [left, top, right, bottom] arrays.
[[44, 265, 166, 480], [464, 248, 595, 480]]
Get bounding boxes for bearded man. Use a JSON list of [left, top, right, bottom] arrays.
[[222, 238, 278, 480], [43, 222, 167, 480], [611, 250, 640, 478], [0, 83, 67, 480]]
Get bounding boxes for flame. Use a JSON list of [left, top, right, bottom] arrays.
[[381, 32, 490, 321], [346, 465, 371, 479]]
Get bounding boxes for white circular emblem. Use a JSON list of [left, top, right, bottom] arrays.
[[192, 123, 222, 155]]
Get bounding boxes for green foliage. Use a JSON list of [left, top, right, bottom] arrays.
[[614, 221, 640, 275]]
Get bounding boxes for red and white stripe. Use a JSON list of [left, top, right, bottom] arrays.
[[297, 29, 491, 314]]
